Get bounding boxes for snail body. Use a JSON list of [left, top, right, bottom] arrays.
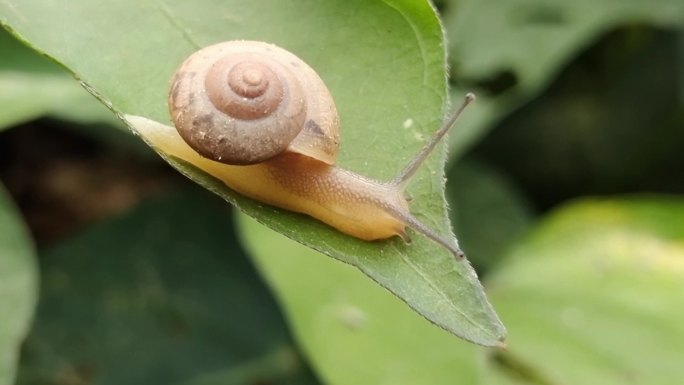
[[163, 151, 408, 241], [166, 40, 472, 258]]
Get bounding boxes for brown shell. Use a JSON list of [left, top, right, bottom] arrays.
[[168, 40, 340, 165]]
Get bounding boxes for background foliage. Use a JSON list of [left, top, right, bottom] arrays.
[[1, 0, 683, 384]]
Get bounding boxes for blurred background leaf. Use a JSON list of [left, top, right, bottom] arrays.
[[486, 197, 684, 385], [471, 27, 684, 208], [447, 160, 534, 272], [440, 0, 684, 159], [15, 188, 320, 385], [0, 183, 37, 385]]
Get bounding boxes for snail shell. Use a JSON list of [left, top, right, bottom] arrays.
[[168, 40, 340, 165]]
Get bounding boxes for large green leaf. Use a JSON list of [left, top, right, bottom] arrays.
[[0, 0, 505, 345], [0, 183, 38, 385], [486, 197, 684, 384], [16, 189, 319, 385]]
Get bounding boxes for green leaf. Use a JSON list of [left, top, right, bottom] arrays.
[[0, 0, 506, 345], [238, 213, 484, 385], [486, 197, 684, 385], [16, 189, 319, 385], [0, 29, 120, 130], [443, 0, 684, 158], [0, 183, 38, 385]]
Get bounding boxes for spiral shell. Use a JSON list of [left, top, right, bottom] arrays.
[[168, 40, 340, 165]]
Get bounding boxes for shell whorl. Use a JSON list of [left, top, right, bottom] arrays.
[[168, 40, 340, 165]]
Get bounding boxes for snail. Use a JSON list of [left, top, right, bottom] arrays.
[[162, 40, 474, 259]]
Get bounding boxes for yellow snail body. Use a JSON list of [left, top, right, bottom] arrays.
[[165, 40, 474, 258]]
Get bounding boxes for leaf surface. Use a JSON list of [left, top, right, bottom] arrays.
[[486, 197, 684, 385], [0, 184, 37, 385], [0, 0, 505, 345]]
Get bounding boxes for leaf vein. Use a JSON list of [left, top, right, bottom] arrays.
[[155, 0, 200, 49]]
